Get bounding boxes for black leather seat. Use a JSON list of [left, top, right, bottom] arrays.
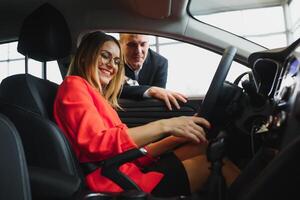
[[0, 3, 145, 200], [0, 74, 84, 200], [0, 113, 32, 200], [0, 72, 147, 198], [0, 3, 84, 200]]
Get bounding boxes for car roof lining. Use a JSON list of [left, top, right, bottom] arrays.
[[0, 0, 266, 62]]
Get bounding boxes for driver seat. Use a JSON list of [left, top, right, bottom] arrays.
[[0, 74, 84, 199], [0, 3, 146, 199], [0, 3, 85, 199]]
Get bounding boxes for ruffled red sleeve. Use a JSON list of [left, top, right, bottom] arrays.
[[54, 76, 137, 161]]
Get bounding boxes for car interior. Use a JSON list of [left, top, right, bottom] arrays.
[[0, 0, 300, 200]]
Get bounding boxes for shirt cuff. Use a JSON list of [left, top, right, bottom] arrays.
[[143, 89, 151, 98], [126, 78, 139, 86]]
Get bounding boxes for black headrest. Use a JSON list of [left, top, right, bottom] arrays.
[[17, 3, 71, 62], [0, 74, 58, 119]]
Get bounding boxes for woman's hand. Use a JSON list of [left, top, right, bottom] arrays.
[[161, 116, 210, 144], [128, 116, 210, 147]]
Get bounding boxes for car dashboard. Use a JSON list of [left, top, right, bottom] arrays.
[[247, 38, 300, 149], [219, 38, 300, 200]]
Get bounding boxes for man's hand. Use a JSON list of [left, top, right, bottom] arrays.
[[147, 86, 187, 110]]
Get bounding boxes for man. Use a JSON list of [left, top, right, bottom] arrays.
[[120, 33, 187, 110]]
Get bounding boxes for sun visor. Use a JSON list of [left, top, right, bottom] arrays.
[[127, 0, 171, 19]]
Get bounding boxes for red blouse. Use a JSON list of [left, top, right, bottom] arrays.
[[53, 76, 163, 193]]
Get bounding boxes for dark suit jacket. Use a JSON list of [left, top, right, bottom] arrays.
[[120, 49, 168, 99]]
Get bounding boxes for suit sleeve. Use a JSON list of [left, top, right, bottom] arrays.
[[152, 58, 168, 88], [120, 85, 150, 100]]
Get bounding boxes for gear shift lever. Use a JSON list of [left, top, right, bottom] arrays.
[[206, 131, 227, 200]]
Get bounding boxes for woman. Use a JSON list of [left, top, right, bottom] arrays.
[[54, 31, 240, 197]]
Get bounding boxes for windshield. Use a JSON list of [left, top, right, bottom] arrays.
[[189, 0, 300, 49]]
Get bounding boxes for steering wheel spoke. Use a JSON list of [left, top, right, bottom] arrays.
[[198, 46, 237, 136]]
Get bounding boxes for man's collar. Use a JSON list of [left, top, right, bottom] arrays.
[[126, 62, 143, 73]]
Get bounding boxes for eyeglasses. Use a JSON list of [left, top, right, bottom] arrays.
[[99, 50, 121, 67]]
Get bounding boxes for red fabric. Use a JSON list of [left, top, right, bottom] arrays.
[[53, 76, 163, 193]]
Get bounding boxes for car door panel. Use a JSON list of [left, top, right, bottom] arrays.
[[118, 98, 203, 127]]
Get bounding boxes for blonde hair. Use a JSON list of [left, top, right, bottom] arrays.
[[68, 31, 124, 109]]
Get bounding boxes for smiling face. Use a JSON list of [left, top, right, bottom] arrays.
[[120, 34, 149, 71], [97, 41, 121, 86]]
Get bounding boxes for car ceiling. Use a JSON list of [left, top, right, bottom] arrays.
[[0, 0, 185, 41], [0, 0, 267, 63], [1, 0, 284, 41]]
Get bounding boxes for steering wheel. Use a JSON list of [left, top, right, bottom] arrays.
[[198, 46, 237, 122]]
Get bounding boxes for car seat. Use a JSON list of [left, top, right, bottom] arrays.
[[0, 3, 146, 200], [0, 74, 83, 200], [0, 113, 32, 200], [0, 3, 82, 199]]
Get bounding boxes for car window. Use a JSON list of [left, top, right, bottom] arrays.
[[110, 33, 249, 97], [158, 39, 249, 96], [189, 0, 300, 48], [0, 37, 249, 96], [0, 41, 62, 84]]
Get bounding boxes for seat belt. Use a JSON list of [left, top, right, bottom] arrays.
[[80, 161, 104, 175], [79, 148, 147, 191]]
